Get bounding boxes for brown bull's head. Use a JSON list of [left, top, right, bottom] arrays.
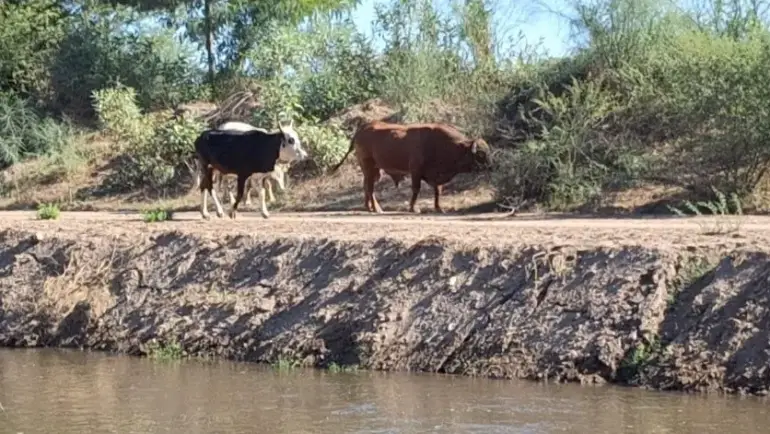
[[469, 138, 492, 171]]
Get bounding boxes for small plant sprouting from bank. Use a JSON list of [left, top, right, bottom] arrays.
[[619, 335, 663, 384], [146, 339, 185, 361], [142, 207, 174, 223], [36, 203, 60, 220], [667, 187, 744, 235], [272, 357, 302, 371], [327, 362, 359, 373]]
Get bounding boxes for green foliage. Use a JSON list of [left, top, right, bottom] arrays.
[[619, 335, 662, 383], [295, 122, 350, 170], [667, 187, 744, 234], [142, 208, 174, 222], [145, 339, 185, 360], [36, 203, 61, 220], [296, 18, 383, 120], [51, 8, 203, 116], [0, 0, 67, 100], [92, 85, 205, 192], [0, 92, 75, 168], [92, 85, 152, 147], [491, 0, 770, 210], [494, 76, 647, 209], [327, 362, 359, 373]]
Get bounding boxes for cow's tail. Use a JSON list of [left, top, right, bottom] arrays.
[[329, 137, 355, 173]]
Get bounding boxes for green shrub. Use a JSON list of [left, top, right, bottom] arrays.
[[141, 208, 174, 223], [145, 339, 184, 361], [296, 122, 350, 171], [91, 84, 152, 146], [493, 76, 647, 209], [0, 92, 75, 168], [36, 203, 60, 220], [113, 114, 204, 192], [92, 84, 204, 192]]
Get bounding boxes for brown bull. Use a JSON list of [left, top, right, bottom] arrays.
[[330, 120, 492, 213]]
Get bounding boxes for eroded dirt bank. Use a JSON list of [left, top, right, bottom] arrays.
[[1, 216, 770, 395]]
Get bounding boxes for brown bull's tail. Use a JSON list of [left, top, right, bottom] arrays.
[[329, 137, 356, 173]]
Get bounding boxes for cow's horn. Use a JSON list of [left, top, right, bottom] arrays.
[[471, 141, 478, 154]]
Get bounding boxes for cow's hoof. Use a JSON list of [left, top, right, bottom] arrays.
[[201, 213, 211, 220], [260, 212, 270, 219], [409, 208, 421, 214], [228, 211, 237, 219]]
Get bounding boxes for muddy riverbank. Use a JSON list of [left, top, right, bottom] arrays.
[[0, 217, 769, 396]]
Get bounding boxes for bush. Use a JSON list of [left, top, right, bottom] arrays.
[[142, 208, 174, 222], [92, 85, 205, 192], [0, 92, 75, 168], [36, 203, 60, 220], [295, 122, 350, 171], [493, 75, 648, 209], [91, 84, 152, 147]]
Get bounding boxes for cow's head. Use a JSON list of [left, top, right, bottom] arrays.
[[277, 115, 309, 163], [468, 137, 492, 171]]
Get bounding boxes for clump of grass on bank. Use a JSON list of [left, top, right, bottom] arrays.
[[142, 207, 174, 223], [327, 362, 359, 373], [36, 203, 60, 220], [145, 339, 185, 361], [667, 187, 744, 235], [619, 335, 663, 384]]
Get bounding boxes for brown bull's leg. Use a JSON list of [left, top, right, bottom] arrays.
[[368, 167, 383, 213], [409, 171, 422, 214], [363, 170, 377, 212], [433, 184, 444, 213], [229, 175, 247, 219]]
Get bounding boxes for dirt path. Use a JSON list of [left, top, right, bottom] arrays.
[[1, 210, 767, 251]]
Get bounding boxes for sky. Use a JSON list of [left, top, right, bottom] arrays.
[[347, 0, 577, 58]]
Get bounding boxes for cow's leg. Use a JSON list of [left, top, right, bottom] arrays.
[[258, 179, 270, 219], [200, 172, 211, 220], [244, 177, 253, 206], [198, 159, 212, 220], [210, 177, 225, 218], [364, 167, 382, 213], [229, 175, 246, 219], [409, 171, 423, 214], [433, 184, 444, 213], [264, 177, 275, 203]]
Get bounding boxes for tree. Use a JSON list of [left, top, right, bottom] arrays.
[[0, 0, 68, 100], [110, 0, 359, 96]]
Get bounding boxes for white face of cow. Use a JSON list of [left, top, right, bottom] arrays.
[[278, 121, 308, 162]]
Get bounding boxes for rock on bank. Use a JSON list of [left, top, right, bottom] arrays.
[[0, 228, 769, 395]]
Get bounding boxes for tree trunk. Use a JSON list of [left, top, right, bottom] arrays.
[[204, 0, 216, 97]]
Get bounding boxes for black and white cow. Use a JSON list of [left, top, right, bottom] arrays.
[[195, 121, 308, 219], [214, 121, 288, 207]]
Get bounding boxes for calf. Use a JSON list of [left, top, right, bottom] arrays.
[[330, 120, 491, 213], [214, 121, 288, 206], [196, 122, 308, 219]]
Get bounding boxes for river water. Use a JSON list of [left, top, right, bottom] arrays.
[[1, 349, 769, 434]]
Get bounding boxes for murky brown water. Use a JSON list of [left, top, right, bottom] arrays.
[[1, 349, 769, 434]]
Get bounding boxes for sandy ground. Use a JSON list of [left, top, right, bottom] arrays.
[[0, 210, 767, 251]]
